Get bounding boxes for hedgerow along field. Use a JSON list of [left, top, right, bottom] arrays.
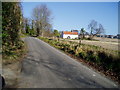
[[39, 37, 120, 83]]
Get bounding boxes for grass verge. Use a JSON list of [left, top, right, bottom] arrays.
[[2, 40, 27, 88], [2, 41, 27, 65]]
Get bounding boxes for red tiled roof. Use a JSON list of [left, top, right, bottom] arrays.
[[63, 31, 78, 35]]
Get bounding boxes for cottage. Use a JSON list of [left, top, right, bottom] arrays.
[[61, 31, 78, 39], [71, 30, 78, 33]]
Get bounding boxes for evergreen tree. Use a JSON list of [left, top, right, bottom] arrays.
[[2, 2, 23, 54]]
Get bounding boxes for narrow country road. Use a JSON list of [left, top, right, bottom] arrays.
[[18, 37, 119, 88]]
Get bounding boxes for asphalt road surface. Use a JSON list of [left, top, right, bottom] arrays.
[[18, 37, 119, 88]]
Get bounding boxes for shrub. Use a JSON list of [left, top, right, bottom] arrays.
[[75, 46, 83, 56], [79, 51, 87, 59]]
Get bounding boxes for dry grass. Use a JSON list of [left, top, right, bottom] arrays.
[[93, 37, 118, 42], [66, 37, 119, 51]]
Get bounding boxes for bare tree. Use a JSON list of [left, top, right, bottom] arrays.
[[24, 18, 30, 34], [32, 4, 52, 37], [88, 20, 104, 39], [31, 20, 34, 31]]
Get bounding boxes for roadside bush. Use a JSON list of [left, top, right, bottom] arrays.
[[79, 51, 87, 59], [3, 40, 24, 56], [75, 46, 83, 56]]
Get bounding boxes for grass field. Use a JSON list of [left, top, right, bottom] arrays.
[[65, 37, 119, 51]]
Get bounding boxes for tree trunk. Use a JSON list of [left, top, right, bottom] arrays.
[[36, 28, 39, 36]]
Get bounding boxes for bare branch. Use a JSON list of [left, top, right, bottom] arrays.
[[88, 20, 105, 39]]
